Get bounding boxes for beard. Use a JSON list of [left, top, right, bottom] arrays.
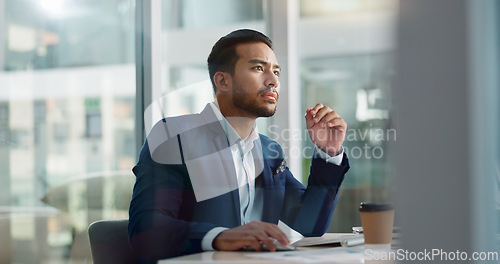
[[232, 84, 278, 117]]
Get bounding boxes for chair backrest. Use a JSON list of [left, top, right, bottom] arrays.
[[88, 219, 141, 264]]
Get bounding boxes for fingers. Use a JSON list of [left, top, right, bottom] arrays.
[[323, 113, 346, 131], [305, 104, 325, 126], [306, 104, 345, 130], [305, 104, 327, 129], [257, 236, 276, 252], [259, 222, 290, 245], [312, 105, 331, 124], [243, 237, 265, 252], [226, 235, 262, 251], [305, 108, 316, 129], [213, 221, 289, 252], [244, 223, 275, 251], [214, 232, 262, 251], [247, 221, 289, 251], [309, 103, 324, 115]]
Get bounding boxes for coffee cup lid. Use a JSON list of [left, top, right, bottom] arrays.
[[359, 202, 393, 212]]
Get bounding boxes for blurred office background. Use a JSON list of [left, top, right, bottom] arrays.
[[0, 0, 498, 263]]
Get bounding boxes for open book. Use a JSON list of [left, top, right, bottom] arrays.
[[276, 222, 365, 250], [292, 233, 364, 247]]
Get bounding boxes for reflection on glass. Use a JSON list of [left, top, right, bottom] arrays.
[[1, 0, 135, 263], [299, 0, 398, 232], [159, 0, 265, 118], [300, 0, 397, 17], [163, 0, 263, 30]]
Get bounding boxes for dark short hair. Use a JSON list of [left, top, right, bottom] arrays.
[[207, 29, 273, 93]]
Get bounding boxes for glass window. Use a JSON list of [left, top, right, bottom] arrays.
[[298, 0, 398, 232], [0, 0, 135, 263], [154, 0, 267, 128], [4, 0, 134, 70], [163, 0, 263, 30], [153, 0, 398, 236]]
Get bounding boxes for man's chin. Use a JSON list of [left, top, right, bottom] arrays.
[[259, 112, 275, 118], [258, 101, 277, 116], [233, 97, 277, 117], [258, 107, 277, 117]]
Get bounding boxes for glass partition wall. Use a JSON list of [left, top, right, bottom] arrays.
[[143, 0, 398, 235], [0, 0, 136, 263], [158, 0, 265, 119], [1, 0, 399, 262], [298, 0, 398, 232]]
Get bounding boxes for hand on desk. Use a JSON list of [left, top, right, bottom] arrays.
[[212, 221, 290, 252]]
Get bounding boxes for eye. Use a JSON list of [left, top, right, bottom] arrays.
[[273, 70, 280, 76], [253, 66, 263, 71]]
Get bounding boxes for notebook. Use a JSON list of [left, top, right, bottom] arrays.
[[292, 233, 364, 247]]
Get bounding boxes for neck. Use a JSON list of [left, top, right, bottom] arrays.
[[225, 116, 256, 141], [216, 96, 256, 141]]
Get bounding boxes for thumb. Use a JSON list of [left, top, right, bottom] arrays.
[[305, 108, 315, 129]]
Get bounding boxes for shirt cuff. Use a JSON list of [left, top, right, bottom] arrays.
[[314, 146, 344, 166], [201, 227, 229, 251]]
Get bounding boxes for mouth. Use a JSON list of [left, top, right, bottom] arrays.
[[260, 92, 278, 102]]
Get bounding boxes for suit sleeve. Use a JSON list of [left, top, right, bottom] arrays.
[[279, 147, 350, 236], [128, 136, 217, 262]]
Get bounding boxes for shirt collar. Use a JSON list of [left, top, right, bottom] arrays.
[[209, 101, 259, 146]]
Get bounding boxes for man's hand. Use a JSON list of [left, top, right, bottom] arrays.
[[212, 221, 290, 252], [305, 103, 347, 156]]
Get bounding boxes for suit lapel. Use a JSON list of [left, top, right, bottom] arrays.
[[257, 136, 280, 223], [258, 157, 276, 223]]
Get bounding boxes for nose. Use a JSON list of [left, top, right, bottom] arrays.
[[264, 72, 280, 90]]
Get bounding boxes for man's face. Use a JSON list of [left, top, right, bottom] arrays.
[[230, 42, 281, 118]]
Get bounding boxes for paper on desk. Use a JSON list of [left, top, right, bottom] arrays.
[[245, 247, 365, 263], [277, 221, 304, 245]]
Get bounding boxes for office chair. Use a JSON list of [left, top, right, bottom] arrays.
[[88, 219, 141, 264]]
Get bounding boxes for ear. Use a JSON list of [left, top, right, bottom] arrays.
[[213, 72, 232, 93]]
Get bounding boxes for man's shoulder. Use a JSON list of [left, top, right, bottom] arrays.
[[151, 112, 205, 137], [159, 112, 201, 125], [144, 113, 203, 163], [155, 103, 215, 134]]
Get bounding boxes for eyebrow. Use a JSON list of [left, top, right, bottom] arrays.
[[248, 59, 280, 70]]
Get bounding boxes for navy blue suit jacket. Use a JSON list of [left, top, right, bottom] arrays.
[[128, 105, 349, 262]]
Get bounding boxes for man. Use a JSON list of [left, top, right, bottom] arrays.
[[128, 29, 350, 262]]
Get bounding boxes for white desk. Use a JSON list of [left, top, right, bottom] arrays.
[[159, 234, 395, 264]]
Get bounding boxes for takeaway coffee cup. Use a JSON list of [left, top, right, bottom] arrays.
[[359, 202, 394, 249]]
